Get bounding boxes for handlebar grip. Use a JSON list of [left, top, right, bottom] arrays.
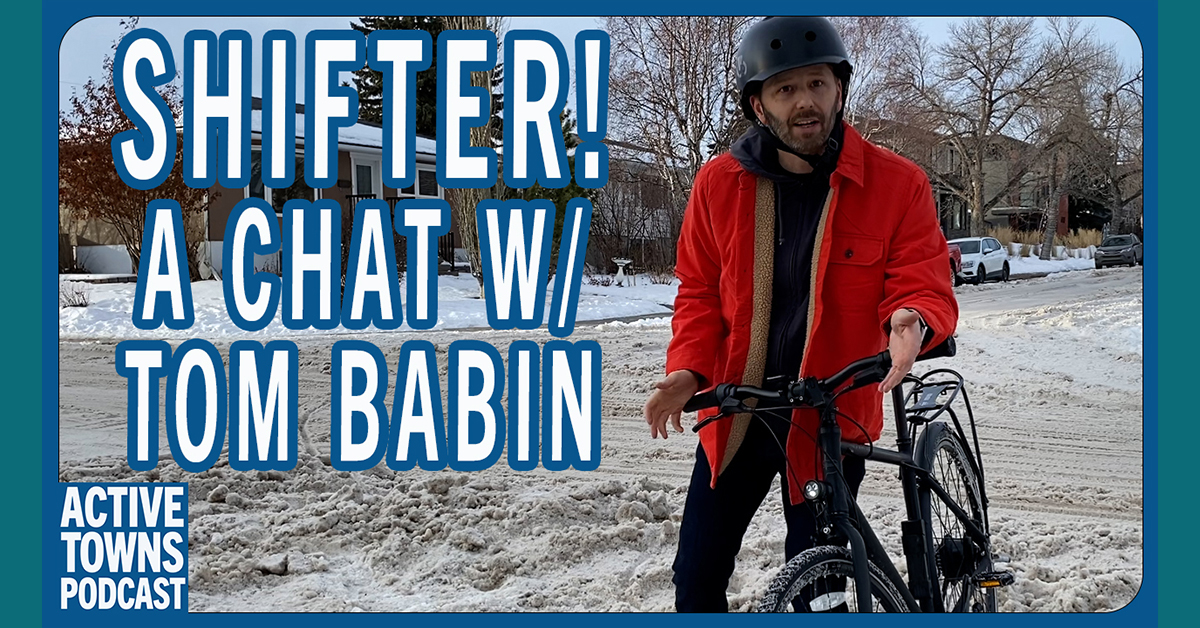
[[917, 336, 956, 362], [683, 389, 719, 413]]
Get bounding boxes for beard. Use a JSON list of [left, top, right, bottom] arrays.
[[763, 107, 836, 156]]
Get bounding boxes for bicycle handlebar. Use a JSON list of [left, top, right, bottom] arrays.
[[682, 336, 956, 416], [681, 388, 718, 414], [918, 335, 958, 360]]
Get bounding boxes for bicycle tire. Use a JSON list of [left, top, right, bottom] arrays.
[[915, 421, 996, 612], [756, 546, 912, 613]]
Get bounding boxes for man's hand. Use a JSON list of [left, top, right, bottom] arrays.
[[880, 309, 923, 393], [643, 370, 701, 439]]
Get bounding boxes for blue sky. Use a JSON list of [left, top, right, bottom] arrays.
[[58, 15, 1143, 115]]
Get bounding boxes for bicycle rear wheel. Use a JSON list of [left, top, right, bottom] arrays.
[[916, 421, 996, 612], [756, 546, 911, 613]]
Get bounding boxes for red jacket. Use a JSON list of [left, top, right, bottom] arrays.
[[666, 122, 958, 505]]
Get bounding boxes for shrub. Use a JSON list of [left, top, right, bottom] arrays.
[[648, 267, 675, 285], [60, 281, 92, 308], [261, 254, 283, 278], [988, 227, 1043, 247], [1060, 229, 1102, 249], [586, 275, 614, 287], [987, 226, 1016, 247]]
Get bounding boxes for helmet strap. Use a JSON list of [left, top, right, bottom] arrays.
[[756, 109, 845, 172]]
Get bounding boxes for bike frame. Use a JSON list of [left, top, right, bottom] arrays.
[[684, 339, 995, 613], [811, 382, 989, 612]]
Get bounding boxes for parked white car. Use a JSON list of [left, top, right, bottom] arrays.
[[948, 237, 1010, 284]]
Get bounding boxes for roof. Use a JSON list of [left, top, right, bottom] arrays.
[[171, 96, 438, 156], [245, 109, 437, 155], [243, 98, 436, 156], [987, 206, 1042, 216]]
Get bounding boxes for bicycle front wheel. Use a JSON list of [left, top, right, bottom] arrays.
[[916, 421, 996, 612], [756, 546, 911, 613]]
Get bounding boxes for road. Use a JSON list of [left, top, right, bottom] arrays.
[[956, 266, 1143, 314], [56, 267, 1143, 612]]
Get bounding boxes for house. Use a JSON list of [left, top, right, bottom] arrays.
[[868, 119, 1053, 239], [65, 97, 459, 276]]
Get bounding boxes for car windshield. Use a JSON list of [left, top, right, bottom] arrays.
[[955, 241, 981, 254], [1102, 236, 1133, 247]]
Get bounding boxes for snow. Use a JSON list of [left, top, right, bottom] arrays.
[[59, 273, 137, 282], [595, 317, 673, 330], [59, 255, 1103, 340], [1008, 256, 1102, 275], [246, 109, 438, 155], [59, 273, 676, 340], [56, 266, 1143, 613]]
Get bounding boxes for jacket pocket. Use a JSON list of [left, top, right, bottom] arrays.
[[825, 234, 885, 312], [829, 234, 884, 267]]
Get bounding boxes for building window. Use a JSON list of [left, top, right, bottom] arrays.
[[273, 156, 316, 207], [395, 165, 443, 199], [248, 156, 267, 201], [355, 164, 373, 196], [350, 154, 382, 198], [247, 150, 317, 215], [418, 169, 439, 198]]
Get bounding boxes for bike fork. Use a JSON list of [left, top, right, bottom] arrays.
[[820, 411, 874, 612], [834, 515, 873, 612]]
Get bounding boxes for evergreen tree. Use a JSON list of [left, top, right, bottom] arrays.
[[351, 17, 508, 142], [501, 109, 596, 274], [489, 60, 505, 148], [350, 16, 445, 135], [351, 17, 591, 282]]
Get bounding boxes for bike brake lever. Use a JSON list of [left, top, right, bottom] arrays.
[[691, 397, 749, 433], [692, 415, 720, 433]]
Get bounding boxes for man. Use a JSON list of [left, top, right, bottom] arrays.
[[641, 16, 959, 612]]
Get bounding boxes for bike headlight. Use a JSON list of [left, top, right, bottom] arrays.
[[803, 481, 824, 501]]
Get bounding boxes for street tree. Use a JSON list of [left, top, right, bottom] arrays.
[[828, 16, 918, 140], [59, 18, 213, 279], [606, 15, 752, 255], [889, 17, 1079, 235], [1034, 19, 1141, 257], [438, 15, 503, 294]]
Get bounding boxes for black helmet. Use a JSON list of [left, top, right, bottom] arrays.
[[735, 17, 853, 120]]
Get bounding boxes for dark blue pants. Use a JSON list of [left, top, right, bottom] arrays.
[[672, 414, 866, 612]]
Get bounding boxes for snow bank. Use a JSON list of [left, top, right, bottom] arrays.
[[595, 318, 673, 330], [58, 274, 676, 339], [62, 458, 693, 611], [1008, 256, 1100, 275], [62, 253, 1117, 339]]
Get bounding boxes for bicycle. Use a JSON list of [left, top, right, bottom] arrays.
[[682, 337, 1014, 612]]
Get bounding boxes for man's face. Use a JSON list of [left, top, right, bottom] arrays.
[[751, 64, 843, 155]]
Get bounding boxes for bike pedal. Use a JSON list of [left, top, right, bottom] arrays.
[[976, 571, 1015, 588]]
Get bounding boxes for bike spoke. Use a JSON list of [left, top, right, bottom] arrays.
[[929, 439, 988, 613]]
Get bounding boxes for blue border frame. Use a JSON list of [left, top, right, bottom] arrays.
[[39, 1, 1161, 624]]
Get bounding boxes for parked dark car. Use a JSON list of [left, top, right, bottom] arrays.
[[1094, 234, 1143, 268]]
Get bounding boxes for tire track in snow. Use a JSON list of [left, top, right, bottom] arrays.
[[56, 268, 1143, 611]]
